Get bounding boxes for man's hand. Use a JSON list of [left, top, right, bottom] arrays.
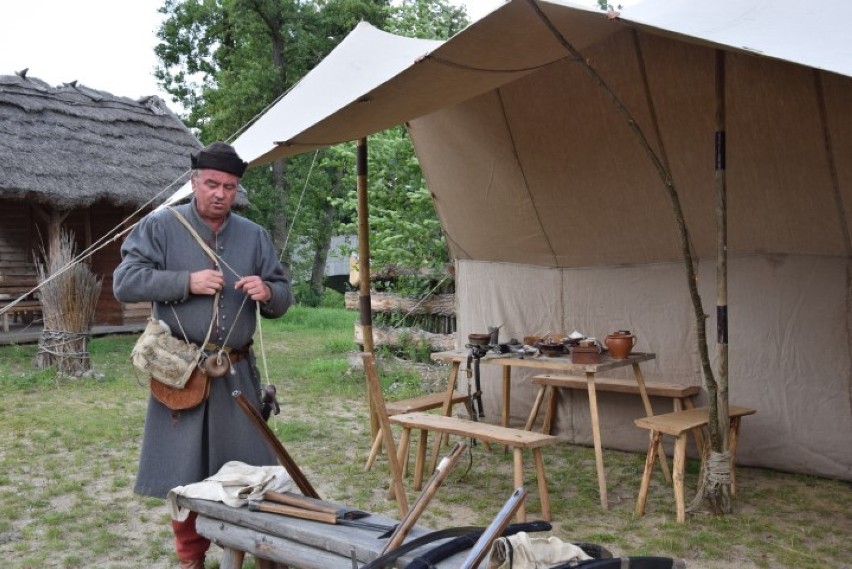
[[190, 269, 225, 295], [235, 275, 272, 302]]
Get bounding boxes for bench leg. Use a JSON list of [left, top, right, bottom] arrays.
[[365, 427, 384, 471], [429, 363, 462, 473], [635, 430, 661, 517], [512, 447, 526, 523], [542, 385, 558, 435], [633, 364, 672, 485], [729, 417, 742, 495], [387, 427, 412, 501], [501, 367, 511, 453], [532, 448, 551, 522], [413, 429, 428, 491], [673, 433, 688, 523], [524, 385, 548, 432]]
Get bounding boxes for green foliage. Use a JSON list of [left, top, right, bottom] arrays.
[[394, 330, 433, 363], [331, 126, 450, 295], [386, 0, 468, 39]]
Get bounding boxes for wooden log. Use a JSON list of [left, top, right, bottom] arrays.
[[354, 323, 456, 352], [349, 258, 452, 288], [345, 291, 455, 316], [196, 516, 353, 569]]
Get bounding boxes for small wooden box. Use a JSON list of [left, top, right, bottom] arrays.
[[570, 346, 601, 364]]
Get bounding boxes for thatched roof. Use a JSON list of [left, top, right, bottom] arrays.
[[0, 73, 201, 209]]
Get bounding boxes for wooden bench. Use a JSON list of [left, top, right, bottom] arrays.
[[525, 374, 701, 435], [389, 411, 560, 522], [1, 299, 42, 333], [634, 405, 756, 522], [365, 391, 473, 473]]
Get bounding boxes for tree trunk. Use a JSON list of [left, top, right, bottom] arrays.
[[528, 4, 731, 517], [309, 199, 336, 301], [271, 158, 290, 257]]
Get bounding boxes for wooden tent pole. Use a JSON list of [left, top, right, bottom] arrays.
[[715, 48, 732, 508], [356, 137, 378, 438]]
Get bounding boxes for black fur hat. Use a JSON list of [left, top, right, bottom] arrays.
[[190, 142, 248, 177]]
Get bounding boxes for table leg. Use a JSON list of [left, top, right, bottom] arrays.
[[502, 367, 511, 453], [429, 361, 460, 472], [673, 433, 688, 523], [633, 362, 672, 484], [586, 372, 608, 509]]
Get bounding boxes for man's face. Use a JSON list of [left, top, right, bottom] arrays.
[[191, 169, 240, 223]]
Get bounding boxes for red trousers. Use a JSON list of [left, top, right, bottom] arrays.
[[172, 511, 210, 561]]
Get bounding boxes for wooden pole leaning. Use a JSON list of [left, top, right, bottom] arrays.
[[362, 352, 410, 517], [381, 441, 467, 554], [232, 390, 320, 499], [458, 487, 528, 569]]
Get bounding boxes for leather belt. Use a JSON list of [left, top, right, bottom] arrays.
[[204, 343, 251, 356], [226, 351, 246, 364]]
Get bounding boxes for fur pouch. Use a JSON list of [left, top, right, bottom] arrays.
[[132, 317, 201, 389]]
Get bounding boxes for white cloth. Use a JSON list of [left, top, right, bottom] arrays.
[[166, 460, 292, 521], [486, 532, 592, 569]]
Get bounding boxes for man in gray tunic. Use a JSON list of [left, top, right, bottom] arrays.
[[114, 142, 292, 568]]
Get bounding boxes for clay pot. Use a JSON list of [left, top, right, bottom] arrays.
[[468, 333, 492, 346], [604, 331, 637, 360]]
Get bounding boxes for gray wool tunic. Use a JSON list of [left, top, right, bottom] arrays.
[[113, 199, 293, 498]]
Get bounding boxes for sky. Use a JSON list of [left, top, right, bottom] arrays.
[[0, 0, 606, 111]]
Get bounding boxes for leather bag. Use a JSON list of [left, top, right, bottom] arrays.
[[150, 366, 211, 411]]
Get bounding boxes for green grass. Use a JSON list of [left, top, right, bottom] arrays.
[[0, 304, 850, 568]]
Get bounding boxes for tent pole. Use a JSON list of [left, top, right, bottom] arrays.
[[713, 48, 732, 512], [356, 137, 378, 439]]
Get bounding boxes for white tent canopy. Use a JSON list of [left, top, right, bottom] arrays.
[[181, 0, 852, 480]]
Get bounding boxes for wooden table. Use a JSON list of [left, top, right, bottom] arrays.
[[430, 350, 658, 509], [176, 495, 475, 569]]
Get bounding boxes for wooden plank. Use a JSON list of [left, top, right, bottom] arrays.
[[390, 412, 559, 449], [431, 350, 656, 374], [386, 392, 468, 415], [532, 375, 700, 398], [634, 405, 756, 436]]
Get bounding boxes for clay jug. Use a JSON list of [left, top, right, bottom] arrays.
[[605, 331, 637, 360]]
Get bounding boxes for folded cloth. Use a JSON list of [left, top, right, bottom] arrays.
[[167, 460, 292, 521], [486, 532, 592, 569]]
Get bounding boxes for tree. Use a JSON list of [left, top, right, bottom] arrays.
[[154, 0, 465, 304]]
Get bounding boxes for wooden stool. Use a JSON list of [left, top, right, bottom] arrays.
[[634, 405, 756, 522]]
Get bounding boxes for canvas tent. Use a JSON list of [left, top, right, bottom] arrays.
[[193, 0, 852, 480]]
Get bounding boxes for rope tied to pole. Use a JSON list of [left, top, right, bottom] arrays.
[[705, 450, 732, 490]]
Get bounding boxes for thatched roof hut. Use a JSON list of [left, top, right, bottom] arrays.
[[0, 72, 202, 327], [0, 73, 198, 208]]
